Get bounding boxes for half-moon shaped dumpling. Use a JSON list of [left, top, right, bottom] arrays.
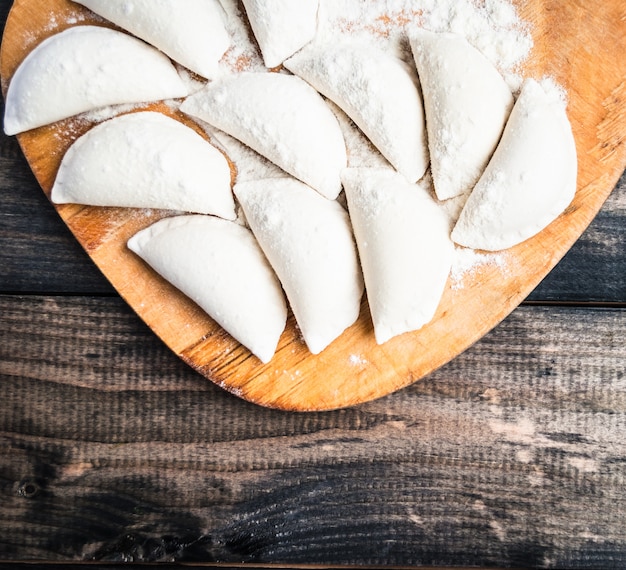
[[4, 26, 188, 135], [73, 0, 230, 79], [51, 111, 236, 219], [342, 167, 453, 344], [128, 215, 287, 364], [180, 72, 347, 199], [234, 177, 364, 355], [451, 79, 578, 251], [242, 0, 319, 68], [410, 30, 514, 201], [285, 41, 429, 183]]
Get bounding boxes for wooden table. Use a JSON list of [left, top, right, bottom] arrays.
[[1, 3, 625, 569]]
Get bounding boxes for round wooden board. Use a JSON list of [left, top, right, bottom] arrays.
[[1, 0, 625, 411]]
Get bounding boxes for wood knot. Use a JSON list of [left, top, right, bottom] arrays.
[[16, 478, 41, 499]]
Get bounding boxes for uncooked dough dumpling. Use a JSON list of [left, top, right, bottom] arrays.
[[51, 111, 236, 219], [128, 215, 287, 364], [181, 72, 346, 199], [285, 41, 429, 183], [242, 0, 319, 68], [451, 79, 578, 251], [342, 168, 453, 344], [73, 0, 230, 79], [234, 177, 364, 355], [3, 26, 188, 135], [410, 30, 514, 200]]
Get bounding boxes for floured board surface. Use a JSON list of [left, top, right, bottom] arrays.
[[1, 0, 625, 411]]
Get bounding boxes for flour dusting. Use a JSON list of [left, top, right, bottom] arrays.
[[450, 247, 509, 289], [216, 0, 532, 87], [349, 354, 368, 366], [316, 0, 532, 88]]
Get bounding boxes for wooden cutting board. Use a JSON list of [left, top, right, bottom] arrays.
[[2, 0, 625, 411]]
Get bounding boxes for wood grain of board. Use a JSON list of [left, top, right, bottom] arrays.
[[1, 0, 625, 411]]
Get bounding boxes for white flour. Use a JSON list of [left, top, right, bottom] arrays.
[[450, 247, 510, 290], [217, 0, 532, 87]]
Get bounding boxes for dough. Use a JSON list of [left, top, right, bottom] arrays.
[[3, 26, 188, 135], [451, 78, 578, 251], [242, 0, 319, 68], [51, 111, 236, 219], [234, 177, 364, 354], [342, 168, 453, 344], [73, 0, 230, 79], [180, 72, 347, 199], [128, 215, 287, 364], [410, 30, 514, 200], [285, 41, 429, 183]]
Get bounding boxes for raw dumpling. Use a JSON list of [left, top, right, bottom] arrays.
[[73, 0, 230, 79], [285, 41, 429, 183], [342, 168, 453, 344], [410, 30, 514, 200], [242, 0, 319, 68], [451, 79, 578, 251], [128, 215, 287, 364], [3, 26, 188, 135], [51, 111, 236, 219], [234, 178, 364, 355], [180, 72, 347, 199]]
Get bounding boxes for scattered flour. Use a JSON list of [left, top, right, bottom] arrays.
[[44, 12, 59, 32], [349, 354, 368, 366], [450, 247, 510, 290], [316, 0, 532, 89], [217, 0, 266, 74], [78, 102, 145, 124], [44, 7, 96, 31], [216, 0, 532, 87]]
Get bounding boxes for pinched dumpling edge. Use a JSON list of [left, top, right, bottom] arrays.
[[51, 111, 236, 219], [285, 40, 429, 183], [235, 177, 364, 355], [181, 72, 347, 200], [73, 0, 230, 79], [242, 0, 319, 68], [4, 25, 188, 135], [128, 214, 288, 364], [451, 78, 578, 251], [343, 167, 453, 344]]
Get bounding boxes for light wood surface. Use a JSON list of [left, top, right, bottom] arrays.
[[1, 0, 625, 411]]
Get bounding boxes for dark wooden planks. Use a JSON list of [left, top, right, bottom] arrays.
[[1, 294, 625, 567]]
